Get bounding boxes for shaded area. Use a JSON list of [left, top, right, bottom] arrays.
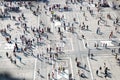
[[0, 72, 25, 80]]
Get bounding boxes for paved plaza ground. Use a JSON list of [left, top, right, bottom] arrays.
[[0, 0, 120, 80]]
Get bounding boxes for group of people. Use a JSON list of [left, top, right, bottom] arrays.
[[0, 0, 120, 80]]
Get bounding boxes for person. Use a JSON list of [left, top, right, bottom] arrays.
[[99, 66, 102, 71], [63, 67, 65, 72], [96, 70, 98, 75], [84, 64, 87, 69], [105, 43, 107, 48], [88, 53, 90, 58], [75, 57, 77, 62], [14, 59, 16, 64], [80, 6, 82, 11], [85, 43, 87, 47], [86, 25, 89, 30], [19, 57, 22, 62], [52, 72, 54, 78], [37, 54, 39, 58], [104, 73, 107, 78], [104, 63, 106, 68], [98, 20, 100, 25], [77, 62, 80, 67], [78, 70, 80, 76], [37, 69, 40, 75], [6, 52, 8, 57], [69, 73, 72, 79], [104, 67, 109, 78], [82, 34, 85, 39], [115, 53, 118, 59], [111, 49, 114, 53], [48, 73, 50, 79], [91, 53, 94, 59], [47, 48, 49, 53]]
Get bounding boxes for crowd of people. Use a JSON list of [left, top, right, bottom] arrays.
[[0, 0, 120, 80]]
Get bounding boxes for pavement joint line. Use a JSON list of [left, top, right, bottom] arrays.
[[56, 62, 58, 80], [87, 38, 120, 40], [33, 58, 37, 80], [82, 39, 86, 49], [38, 15, 40, 28], [87, 56, 94, 80], [70, 38, 74, 52], [0, 58, 35, 60], [69, 57, 74, 79], [47, 59, 48, 80], [87, 40, 97, 48]]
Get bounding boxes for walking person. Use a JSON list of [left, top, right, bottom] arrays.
[[14, 59, 16, 65], [85, 43, 87, 47], [99, 66, 102, 73], [37, 69, 40, 76], [37, 53, 39, 59], [52, 72, 54, 79], [96, 70, 99, 76], [75, 57, 77, 62], [48, 73, 50, 80], [98, 20, 100, 25], [19, 57, 22, 62], [84, 64, 87, 69], [86, 25, 89, 30], [78, 69, 80, 76], [6, 52, 8, 57], [115, 53, 118, 59], [99, 66, 102, 71]]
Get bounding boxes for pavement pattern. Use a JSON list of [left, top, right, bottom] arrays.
[[0, 0, 120, 80]]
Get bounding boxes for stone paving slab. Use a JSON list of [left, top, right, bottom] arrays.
[[0, 0, 120, 80], [0, 58, 35, 80], [89, 55, 120, 80]]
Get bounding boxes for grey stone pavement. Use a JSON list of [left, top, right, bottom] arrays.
[[0, 0, 120, 80]]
